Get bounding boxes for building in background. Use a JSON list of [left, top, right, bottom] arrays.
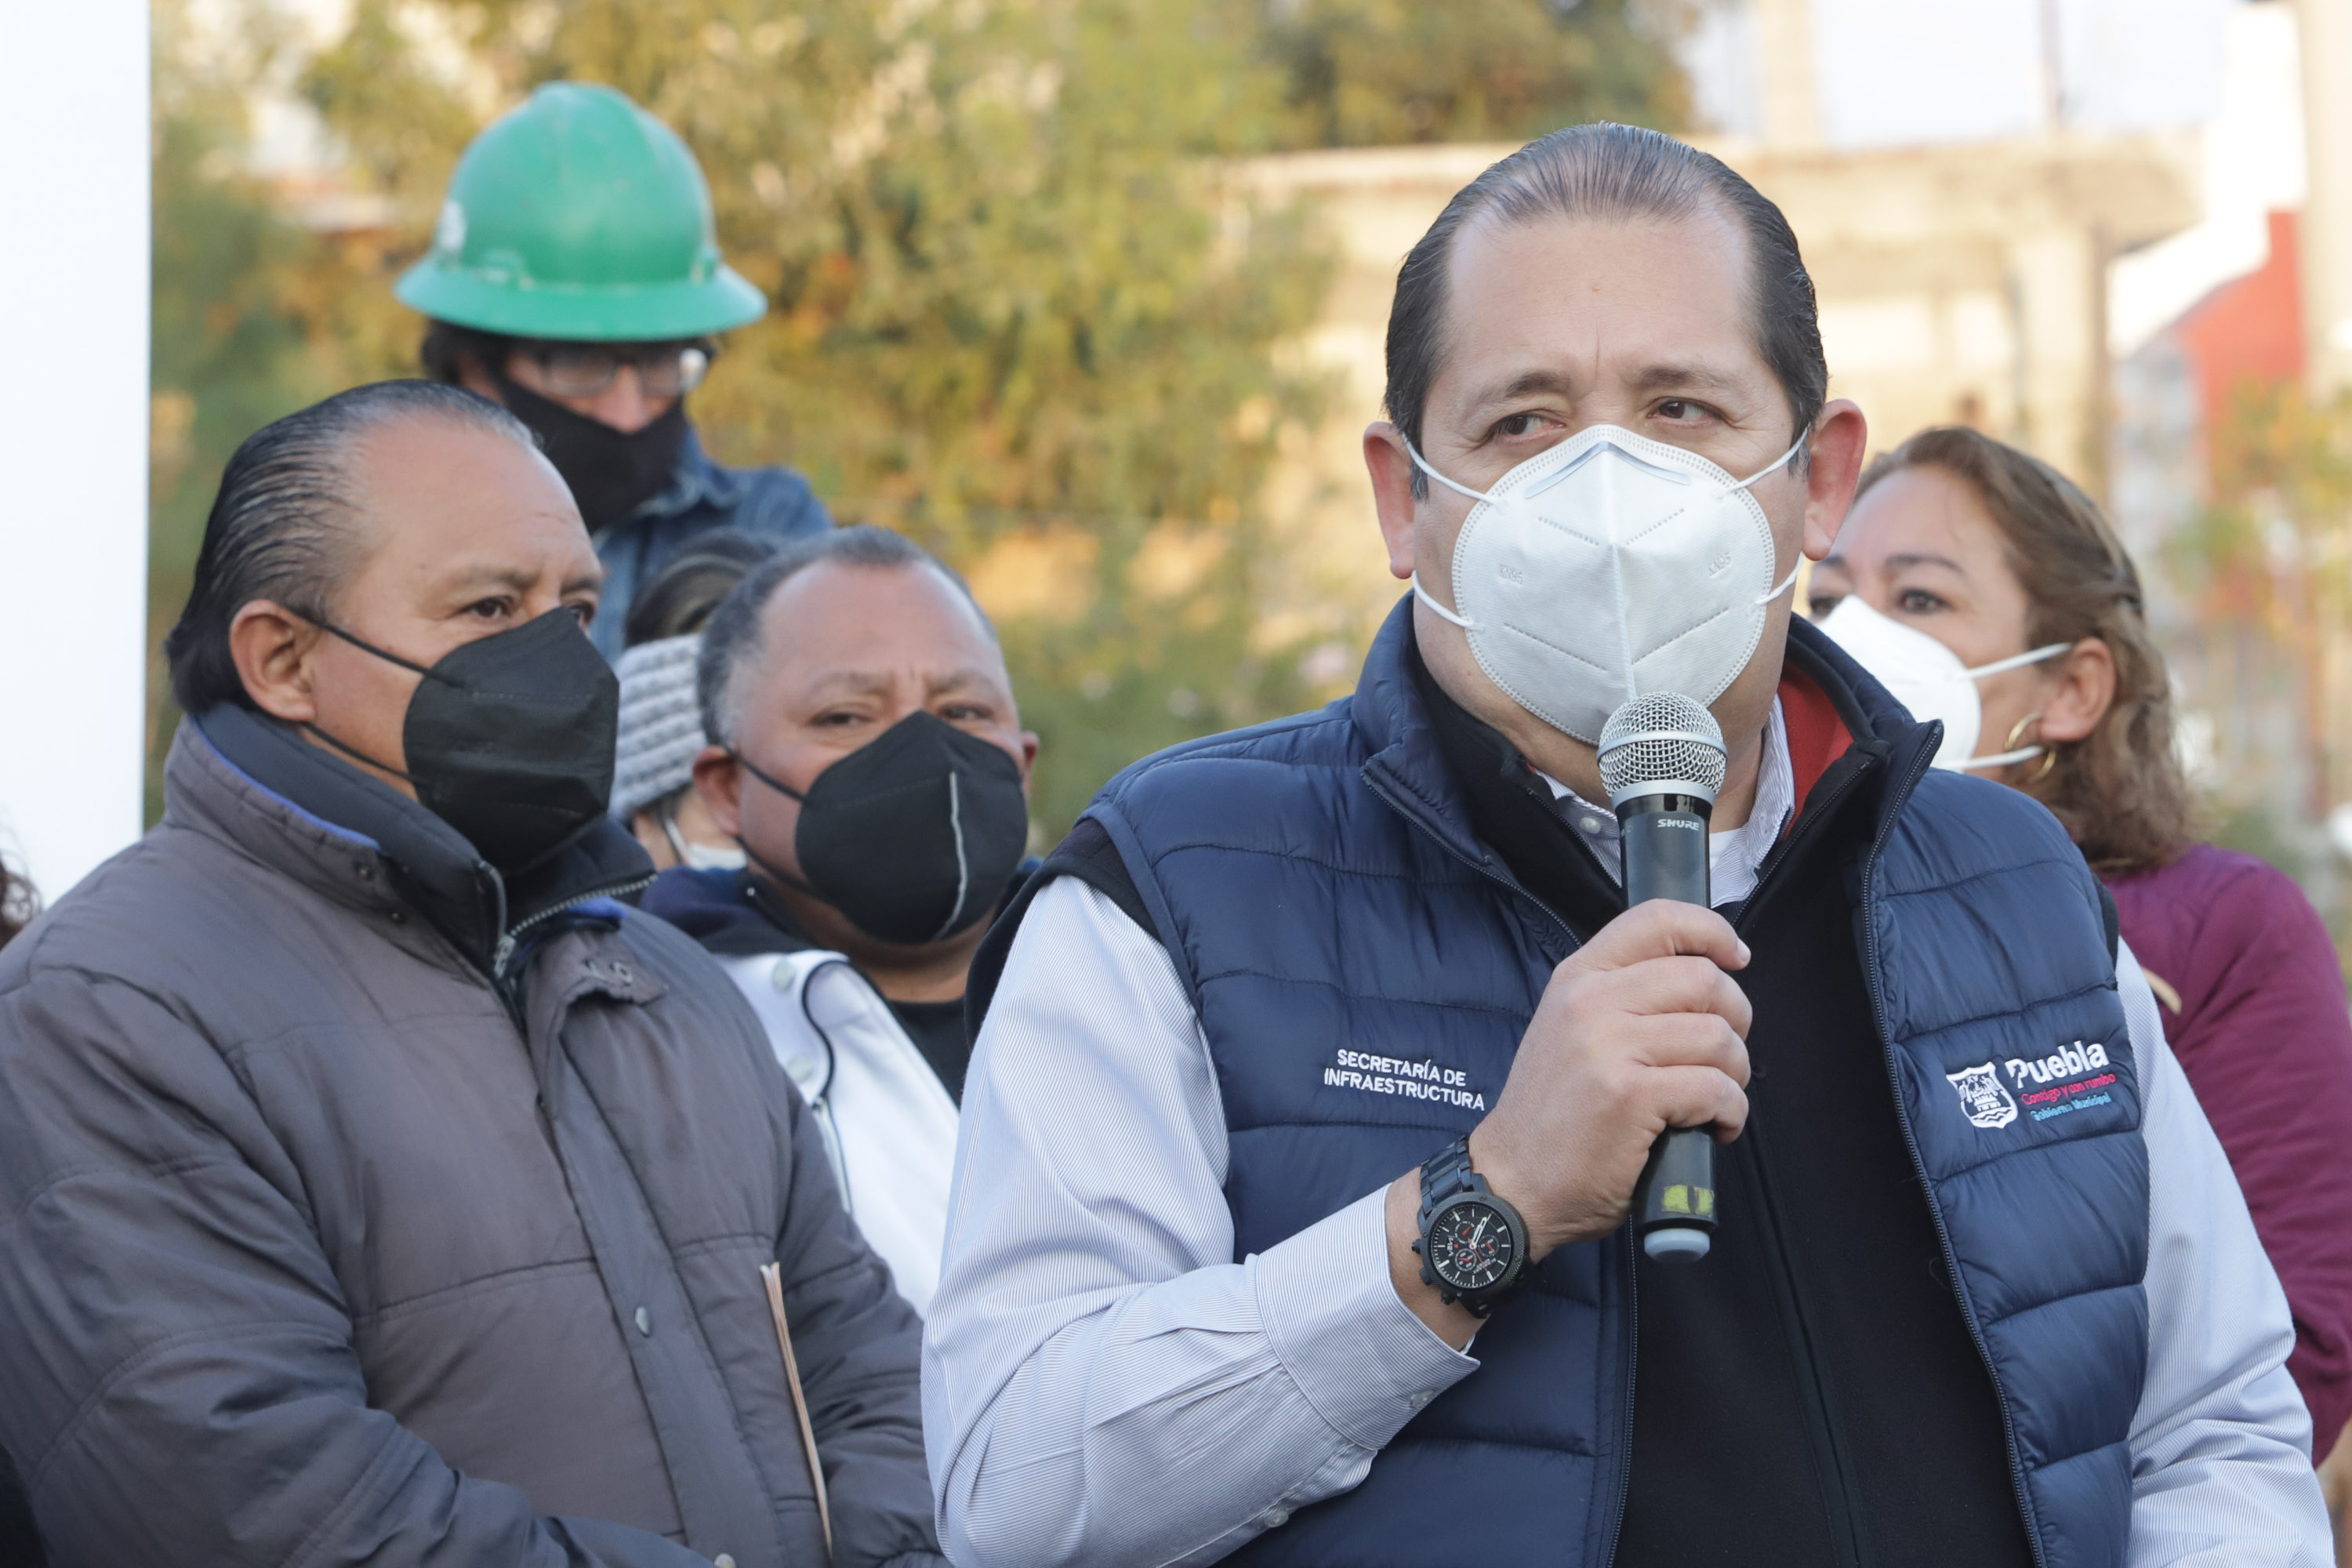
[[153, 0, 2352, 924], [1247, 0, 2218, 673], [2102, 2, 2352, 901], [1249, 0, 2352, 941]]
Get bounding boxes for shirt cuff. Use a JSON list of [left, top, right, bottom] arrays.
[[1249, 1187, 1480, 1454]]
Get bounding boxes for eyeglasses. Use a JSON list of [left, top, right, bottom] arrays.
[[520, 340, 713, 399]]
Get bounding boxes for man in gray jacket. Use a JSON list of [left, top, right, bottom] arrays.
[[0, 380, 941, 1566]]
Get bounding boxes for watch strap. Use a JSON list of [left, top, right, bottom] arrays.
[[1417, 1134, 1486, 1230], [1414, 1134, 1528, 1317]]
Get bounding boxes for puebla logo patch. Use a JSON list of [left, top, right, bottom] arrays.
[[2003, 1040, 2118, 1124], [1945, 1061, 2020, 1131]]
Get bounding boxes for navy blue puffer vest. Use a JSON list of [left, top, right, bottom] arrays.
[[1079, 605, 2147, 1567]]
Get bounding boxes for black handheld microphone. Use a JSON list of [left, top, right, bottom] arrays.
[[1597, 693, 1730, 1263]]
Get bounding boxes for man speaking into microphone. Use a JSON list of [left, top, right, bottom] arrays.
[[924, 125, 2327, 1567]]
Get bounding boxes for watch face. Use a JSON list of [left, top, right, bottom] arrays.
[[1428, 1198, 1518, 1291]]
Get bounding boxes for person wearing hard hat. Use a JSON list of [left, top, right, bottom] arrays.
[[400, 82, 832, 661]]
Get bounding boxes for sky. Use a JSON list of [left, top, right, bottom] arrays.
[[1682, 0, 2234, 147], [1682, 0, 2301, 355]]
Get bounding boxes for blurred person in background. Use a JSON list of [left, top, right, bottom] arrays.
[[0, 852, 31, 948], [0, 854, 38, 1566], [613, 530, 777, 871], [0, 382, 940, 1566], [401, 82, 831, 661], [1810, 424, 2352, 1472], [642, 527, 1040, 1313]]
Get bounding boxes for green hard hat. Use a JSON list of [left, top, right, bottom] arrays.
[[396, 82, 767, 342]]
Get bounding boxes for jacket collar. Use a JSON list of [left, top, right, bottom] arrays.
[[1353, 598, 1503, 881], [641, 866, 822, 957], [1407, 640, 1624, 938], [643, 857, 1049, 961], [182, 705, 654, 977], [1351, 597, 1946, 926], [630, 423, 739, 525], [1780, 611, 1928, 760]]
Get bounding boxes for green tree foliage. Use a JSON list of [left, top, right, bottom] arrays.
[[148, 3, 328, 815], [2166, 382, 2352, 962], [152, 0, 1686, 831], [1259, 0, 1687, 147], [2171, 382, 2352, 818], [190, 0, 1348, 834]]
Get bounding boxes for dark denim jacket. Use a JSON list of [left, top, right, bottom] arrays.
[[590, 425, 833, 660]]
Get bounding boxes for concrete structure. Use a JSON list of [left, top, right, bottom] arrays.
[[2298, 0, 2352, 392], [1755, 0, 1824, 151], [0, 2, 151, 905]]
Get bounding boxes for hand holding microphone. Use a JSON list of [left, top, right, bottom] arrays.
[[1465, 697, 1750, 1271], [1598, 694, 1733, 1261]]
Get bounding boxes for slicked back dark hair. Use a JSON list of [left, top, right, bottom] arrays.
[[163, 380, 539, 716], [1385, 122, 1827, 494], [697, 524, 992, 747]]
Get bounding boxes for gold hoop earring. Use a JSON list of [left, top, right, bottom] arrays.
[[2004, 713, 2059, 783]]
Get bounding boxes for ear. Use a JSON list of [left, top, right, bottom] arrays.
[[1801, 399, 1869, 562], [1015, 730, 1040, 793], [1364, 421, 1419, 582], [229, 601, 325, 723], [2037, 637, 2118, 745], [691, 745, 746, 837]]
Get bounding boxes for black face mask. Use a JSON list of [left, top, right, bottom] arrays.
[[735, 710, 1030, 946], [306, 609, 619, 873], [496, 375, 689, 533]]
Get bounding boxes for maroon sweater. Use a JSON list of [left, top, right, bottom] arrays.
[[2105, 844, 2352, 1460]]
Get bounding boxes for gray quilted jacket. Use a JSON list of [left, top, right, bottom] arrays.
[[0, 706, 942, 1567]]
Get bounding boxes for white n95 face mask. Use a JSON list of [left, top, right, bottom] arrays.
[[1814, 594, 2070, 770], [1408, 424, 1804, 743]]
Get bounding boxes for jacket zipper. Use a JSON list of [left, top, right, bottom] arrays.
[[1653, 752, 1879, 1567], [486, 870, 660, 1225], [1733, 750, 1875, 933], [492, 873, 656, 982], [1738, 1106, 1873, 1565], [1357, 768, 1647, 1566], [1602, 1228, 1637, 1566], [1854, 745, 2051, 1568], [1364, 759, 1913, 1567], [1599, 751, 1885, 1566]]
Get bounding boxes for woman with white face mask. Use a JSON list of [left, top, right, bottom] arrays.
[[1812, 423, 2352, 1484]]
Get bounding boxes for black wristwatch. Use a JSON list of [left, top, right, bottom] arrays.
[[1412, 1134, 1530, 1318]]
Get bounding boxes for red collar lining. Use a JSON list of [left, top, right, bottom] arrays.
[[1777, 666, 1854, 827]]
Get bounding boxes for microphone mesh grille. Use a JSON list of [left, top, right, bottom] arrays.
[[1597, 693, 1728, 803]]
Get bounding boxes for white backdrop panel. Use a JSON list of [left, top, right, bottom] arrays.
[[0, 0, 151, 904]]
